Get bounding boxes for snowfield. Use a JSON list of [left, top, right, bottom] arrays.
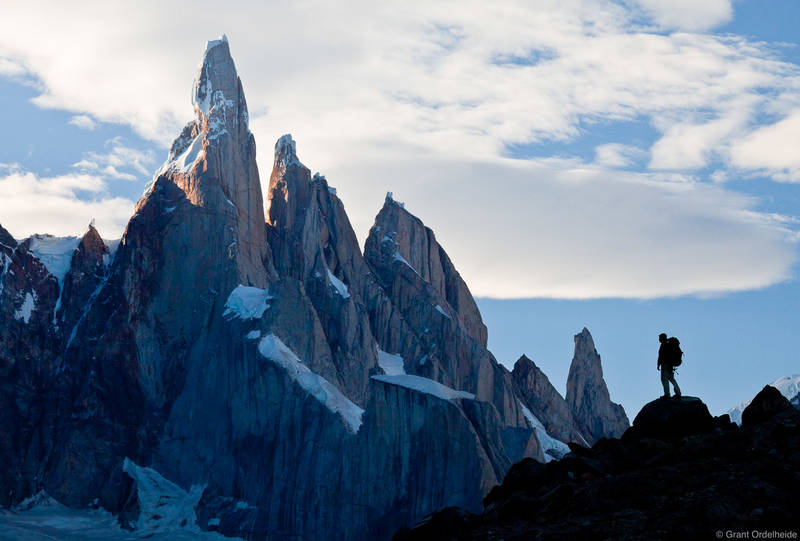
[[0, 460, 238, 540]]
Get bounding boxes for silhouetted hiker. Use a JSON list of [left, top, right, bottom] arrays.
[[657, 333, 682, 398]]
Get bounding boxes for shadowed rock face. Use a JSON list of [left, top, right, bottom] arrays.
[[57, 225, 108, 331], [511, 355, 585, 444], [0, 38, 632, 541], [566, 328, 629, 444], [395, 395, 800, 541], [0, 229, 62, 508]]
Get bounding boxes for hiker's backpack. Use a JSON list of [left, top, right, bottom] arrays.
[[667, 336, 683, 367]]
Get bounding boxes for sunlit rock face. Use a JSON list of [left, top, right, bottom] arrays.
[[566, 328, 629, 444], [0, 37, 629, 540]]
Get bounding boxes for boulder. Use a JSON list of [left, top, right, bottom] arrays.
[[625, 396, 713, 440]]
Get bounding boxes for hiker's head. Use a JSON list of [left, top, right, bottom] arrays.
[[659, 333, 667, 343]]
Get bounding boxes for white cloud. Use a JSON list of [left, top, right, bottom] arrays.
[[71, 137, 156, 181], [630, 0, 733, 31], [0, 57, 25, 76], [649, 106, 751, 170], [321, 147, 796, 298], [730, 110, 800, 182], [68, 114, 97, 130], [0, 166, 134, 239], [0, 1, 797, 298], [594, 143, 646, 168]]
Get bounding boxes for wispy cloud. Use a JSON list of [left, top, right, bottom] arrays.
[[729, 110, 800, 182], [71, 137, 155, 181], [68, 114, 98, 130]]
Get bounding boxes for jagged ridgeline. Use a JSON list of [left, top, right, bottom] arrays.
[[0, 37, 627, 540]]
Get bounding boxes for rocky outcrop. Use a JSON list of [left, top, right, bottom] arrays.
[[625, 396, 715, 440], [57, 224, 109, 331], [741, 385, 794, 428], [511, 354, 585, 444], [728, 374, 800, 424], [395, 395, 800, 541], [566, 328, 628, 444]]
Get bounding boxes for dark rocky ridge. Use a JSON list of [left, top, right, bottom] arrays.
[[395, 389, 800, 540]]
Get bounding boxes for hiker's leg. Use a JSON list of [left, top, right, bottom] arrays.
[[670, 372, 681, 397], [660, 369, 670, 397]]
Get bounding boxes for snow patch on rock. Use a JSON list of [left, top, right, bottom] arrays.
[[258, 334, 364, 433], [434, 304, 451, 319], [372, 374, 475, 401], [224, 285, 272, 320], [15, 291, 36, 323], [393, 251, 420, 276], [377, 349, 406, 376], [28, 234, 81, 285], [174, 132, 205, 174], [327, 269, 350, 299], [123, 458, 207, 534], [519, 401, 570, 462]]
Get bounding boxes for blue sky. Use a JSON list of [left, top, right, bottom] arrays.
[[0, 0, 798, 416]]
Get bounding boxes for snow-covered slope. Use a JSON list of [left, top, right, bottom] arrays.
[[0, 487, 236, 540], [727, 374, 800, 425]]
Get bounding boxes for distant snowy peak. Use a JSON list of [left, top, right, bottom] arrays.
[[728, 374, 800, 425]]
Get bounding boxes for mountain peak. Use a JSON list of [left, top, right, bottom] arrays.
[[566, 328, 629, 444], [274, 134, 305, 169], [192, 35, 240, 120], [203, 34, 228, 55]]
